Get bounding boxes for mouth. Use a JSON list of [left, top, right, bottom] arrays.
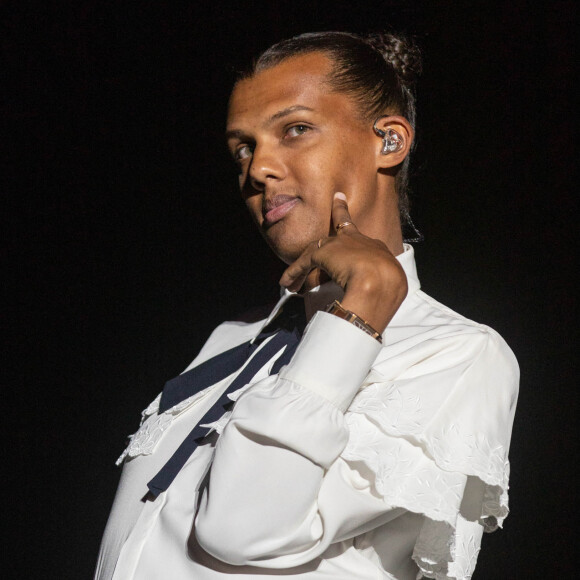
[[263, 195, 300, 226]]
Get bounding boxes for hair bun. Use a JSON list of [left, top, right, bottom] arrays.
[[366, 32, 422, 85]]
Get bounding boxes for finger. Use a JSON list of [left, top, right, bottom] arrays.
[[279, 240, 320, 291], [332, 192, 358, 235]]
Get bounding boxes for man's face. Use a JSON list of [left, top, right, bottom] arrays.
[[227, 52, 383, 265]]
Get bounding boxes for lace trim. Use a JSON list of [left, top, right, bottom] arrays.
[[413, 516, 484, 580], [344, 385, 511, 580], [115, 337, 286, 466], [115, 383, 217, 465], [343, 414, 509, 579], [343, 414, 467, 525], [481, 484, 508, 533], [348, 381, 510, 493]]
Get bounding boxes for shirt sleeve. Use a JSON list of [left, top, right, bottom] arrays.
[[194, 311, 390, 567], [343, 323, 519, 579], [194, 311, 519, 578]]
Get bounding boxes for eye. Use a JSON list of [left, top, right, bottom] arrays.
[[235, 144, 254, 162], [285, 124, 310, 138]]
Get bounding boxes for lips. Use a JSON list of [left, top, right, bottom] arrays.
[[263, 195, 300, 226]]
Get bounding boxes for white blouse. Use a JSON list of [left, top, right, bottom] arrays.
[[95, 245, 519, 580]]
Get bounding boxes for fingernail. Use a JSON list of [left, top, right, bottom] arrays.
[[334, 192, 347, 201]]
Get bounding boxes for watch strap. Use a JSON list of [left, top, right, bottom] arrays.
[[325, 300, 383, 343]]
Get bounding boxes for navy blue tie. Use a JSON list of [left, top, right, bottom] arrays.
[[146, 297, 306, 497]]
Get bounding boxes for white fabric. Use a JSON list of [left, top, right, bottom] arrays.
[[95, 245, 519, 580]]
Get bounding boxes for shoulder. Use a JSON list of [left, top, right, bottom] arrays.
[[351, 290, 519, 485], [376, 288, 519, 394], [417, 290, 518, 367]]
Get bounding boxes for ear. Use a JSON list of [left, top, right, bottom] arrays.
[[373, 115, 414, 169]]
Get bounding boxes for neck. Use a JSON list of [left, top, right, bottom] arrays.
[[355, 179, 405, 255]]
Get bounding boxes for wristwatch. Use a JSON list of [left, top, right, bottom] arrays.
[[325, 300, 383, 343]]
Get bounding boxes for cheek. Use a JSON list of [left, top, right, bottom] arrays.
[[326, 140, 373, 189], [294, 149, 342, 197]]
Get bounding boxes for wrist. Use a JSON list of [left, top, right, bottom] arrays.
[[341, 269, 408, 333]]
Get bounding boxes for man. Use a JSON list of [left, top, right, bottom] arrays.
[[96, 32, 518, 579]]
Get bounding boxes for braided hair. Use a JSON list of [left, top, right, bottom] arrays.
[[246, 31, 422, 220]]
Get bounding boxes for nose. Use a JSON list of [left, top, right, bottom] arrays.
[[248, 144, 285, 191]]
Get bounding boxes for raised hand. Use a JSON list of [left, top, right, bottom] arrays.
[[279, 192, 408, 334]]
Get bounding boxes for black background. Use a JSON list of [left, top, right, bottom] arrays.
[[2, 1, 576, 578]]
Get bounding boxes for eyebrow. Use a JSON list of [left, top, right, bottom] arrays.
[[226, 105, 315, 139], [267, 104, 314, 124]]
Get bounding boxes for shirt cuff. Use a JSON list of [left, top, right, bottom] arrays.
[[279, 311, 382, 412]]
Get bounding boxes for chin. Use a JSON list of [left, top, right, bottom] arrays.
[[260, 211, 323, 264], [264, 231, 311, 265]]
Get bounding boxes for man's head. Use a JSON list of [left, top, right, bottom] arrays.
[[226, 32, 421, 264]]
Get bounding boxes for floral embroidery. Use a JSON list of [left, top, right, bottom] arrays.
[[345, 380, 510, 579], [343, 414, 465, 525], [115, 412, 172, 465], [115, 383, 219, 465]]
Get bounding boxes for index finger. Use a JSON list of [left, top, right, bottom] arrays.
[[332, 192, 358, 235]]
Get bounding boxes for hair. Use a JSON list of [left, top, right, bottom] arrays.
[[243, 31, 422, 221]]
